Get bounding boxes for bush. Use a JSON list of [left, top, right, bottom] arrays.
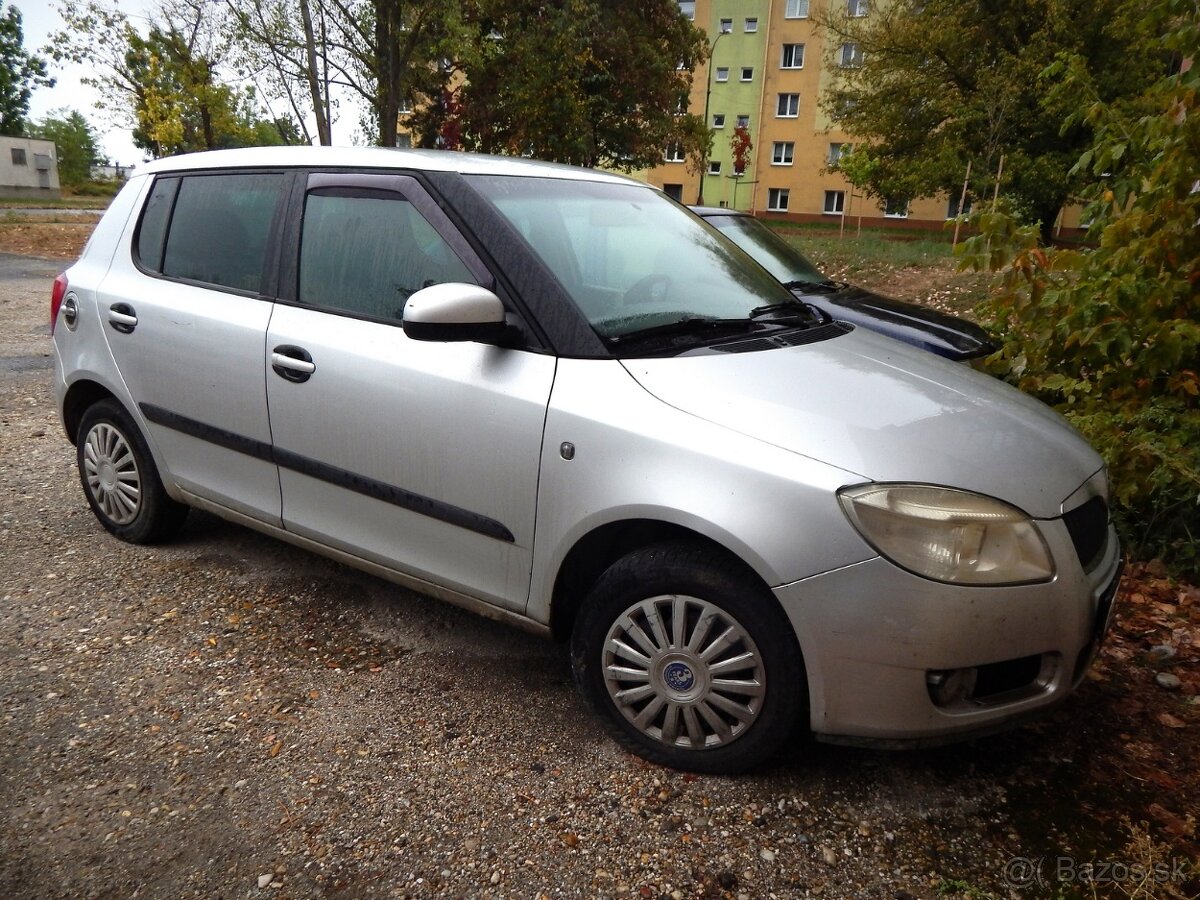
[[67, 180, 122, 198], [959, 0, 1199, 578]]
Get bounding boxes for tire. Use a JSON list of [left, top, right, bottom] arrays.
[[570, 542, 806, 773], [76, 399, 188, 544]]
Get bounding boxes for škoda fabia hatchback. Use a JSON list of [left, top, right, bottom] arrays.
[[52, 148, 1122, 772]]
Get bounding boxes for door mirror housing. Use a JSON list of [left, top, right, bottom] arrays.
[[402, 283, 510, 343]]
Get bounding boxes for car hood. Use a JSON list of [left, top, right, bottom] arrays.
[[796, 284, 996, 361], [621, 327, 1101, 519]]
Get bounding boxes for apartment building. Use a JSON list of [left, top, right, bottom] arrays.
[[644, 0, 952, 226]]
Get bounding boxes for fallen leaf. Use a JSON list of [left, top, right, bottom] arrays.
[[1156, 713, 1186, 729], [268, 740, 283, 758]]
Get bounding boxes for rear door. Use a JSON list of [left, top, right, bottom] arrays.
[[98, 171, 287, 523], [264, 173, 556, 611]]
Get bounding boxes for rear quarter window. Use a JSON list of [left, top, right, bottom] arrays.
[[134, 176, 178, 271], [146, 172, 285, 293]]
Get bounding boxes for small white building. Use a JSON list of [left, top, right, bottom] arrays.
[[91, 162, 134, 182], [0, 136, 61, 199]]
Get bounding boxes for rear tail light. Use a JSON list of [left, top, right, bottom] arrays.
[[50, 273, 69, 335]]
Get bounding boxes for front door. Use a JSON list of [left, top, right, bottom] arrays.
[[264, 174, 555, 611]]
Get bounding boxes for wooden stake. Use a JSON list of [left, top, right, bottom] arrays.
[[952, 160, 972, 248]]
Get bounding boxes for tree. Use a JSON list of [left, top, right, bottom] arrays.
[[225, 0, 340, 145], [960, 0, 1199, 573], [48, 0, 302, 157], [410, 0, 708, 170], [33, 110, 99, 186], [817, 0, 1165, 240], [0, 4, 53, 135], [729, 123, 752, 175]]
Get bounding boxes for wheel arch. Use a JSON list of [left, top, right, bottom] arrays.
[[549, 518, 781, 644], [62, 379, 120, 445]]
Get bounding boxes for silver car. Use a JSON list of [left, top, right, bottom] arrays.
[[51, 147, 1122, 773]]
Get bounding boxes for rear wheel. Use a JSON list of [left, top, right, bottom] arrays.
[[571, 542, 805, 773], [77, 399, 188, 543]]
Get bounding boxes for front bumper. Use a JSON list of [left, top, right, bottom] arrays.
[[774, 515, 1122, 744]]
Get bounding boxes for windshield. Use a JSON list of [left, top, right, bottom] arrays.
[[702, 214, 826, 286], [466, 176, 799, 340]]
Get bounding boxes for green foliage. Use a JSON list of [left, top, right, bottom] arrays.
[[0, 4, 53, 136], [412, 0, 708, 170], [959, 0, 1200, 575], [48, 1, 302, 158], [817, 0, 1165, 241], [32, 110, 99, 187], [66, 180, 120, 198]]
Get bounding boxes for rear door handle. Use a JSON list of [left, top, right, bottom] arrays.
[[108, 303, 138, 334], [271, 345, 315, 383]]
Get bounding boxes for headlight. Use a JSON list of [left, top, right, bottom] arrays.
[[838, 484, 1054, 585]]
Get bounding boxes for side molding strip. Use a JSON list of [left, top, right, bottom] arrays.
[[139, 402, 515, 543]]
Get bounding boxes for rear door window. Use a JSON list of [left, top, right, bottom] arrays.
[[153, 172, 285, 293]]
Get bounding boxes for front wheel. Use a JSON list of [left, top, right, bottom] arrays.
[[570, 543, 806, 773], [76, 399, 188, 544]]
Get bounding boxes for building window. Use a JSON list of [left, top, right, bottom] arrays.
[[767, 188, 790, 212], [740, 67, 754, 82], [828, 142, 851, 165], [885, 197, 909, 218], [11, 148, 26, 166], [833, 96, 859, 120], [715, 67, 729, 82], [772, 142, 795, 165], [719, 18, 732, 33], [744, 17, 758, 32], [824, 190, 846, 214], [712, 113, 726, 128], [677, 1, 695, 20], [848, 0, 869, 16], [785, 0, 810, 18], [781, 43, 805, 69], [947, 196, 973, 218], [708, 161, 722, 175], [735, 114, 750, 128], [840, 43, 864, 68], [776, 93, 800, 117], [663, 183, 684, 201], [663, 144, 685, 163]]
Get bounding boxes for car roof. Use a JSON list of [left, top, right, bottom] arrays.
[[140, 146, 644, 186]]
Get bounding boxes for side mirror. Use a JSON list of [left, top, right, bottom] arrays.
[[402, 283, 510, 343]]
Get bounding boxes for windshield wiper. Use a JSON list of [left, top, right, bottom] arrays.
[[783, 278, 847, 293], [748, 300, 821, 326], [607, 316, 752, 346]]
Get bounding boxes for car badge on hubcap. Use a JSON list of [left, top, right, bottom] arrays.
[[664, 661, 696, 692]]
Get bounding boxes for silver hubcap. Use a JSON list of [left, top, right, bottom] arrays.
[[83, 422, 141, 525], [602, 594, 765, 750]]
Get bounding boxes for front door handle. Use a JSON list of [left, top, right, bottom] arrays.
[[271, 345, 315, 383], [108, 303, 138, 334]]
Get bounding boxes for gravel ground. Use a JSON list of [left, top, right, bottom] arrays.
[[0, 252, 1193, 900]]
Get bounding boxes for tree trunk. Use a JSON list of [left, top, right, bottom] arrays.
[[299, 0, 331, 144], [374, 0, 399, 147]]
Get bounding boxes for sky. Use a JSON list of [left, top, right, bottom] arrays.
[[14, 0, 151, 168]]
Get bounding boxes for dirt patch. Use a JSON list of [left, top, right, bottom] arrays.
[[0, 223, 96, 260]]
